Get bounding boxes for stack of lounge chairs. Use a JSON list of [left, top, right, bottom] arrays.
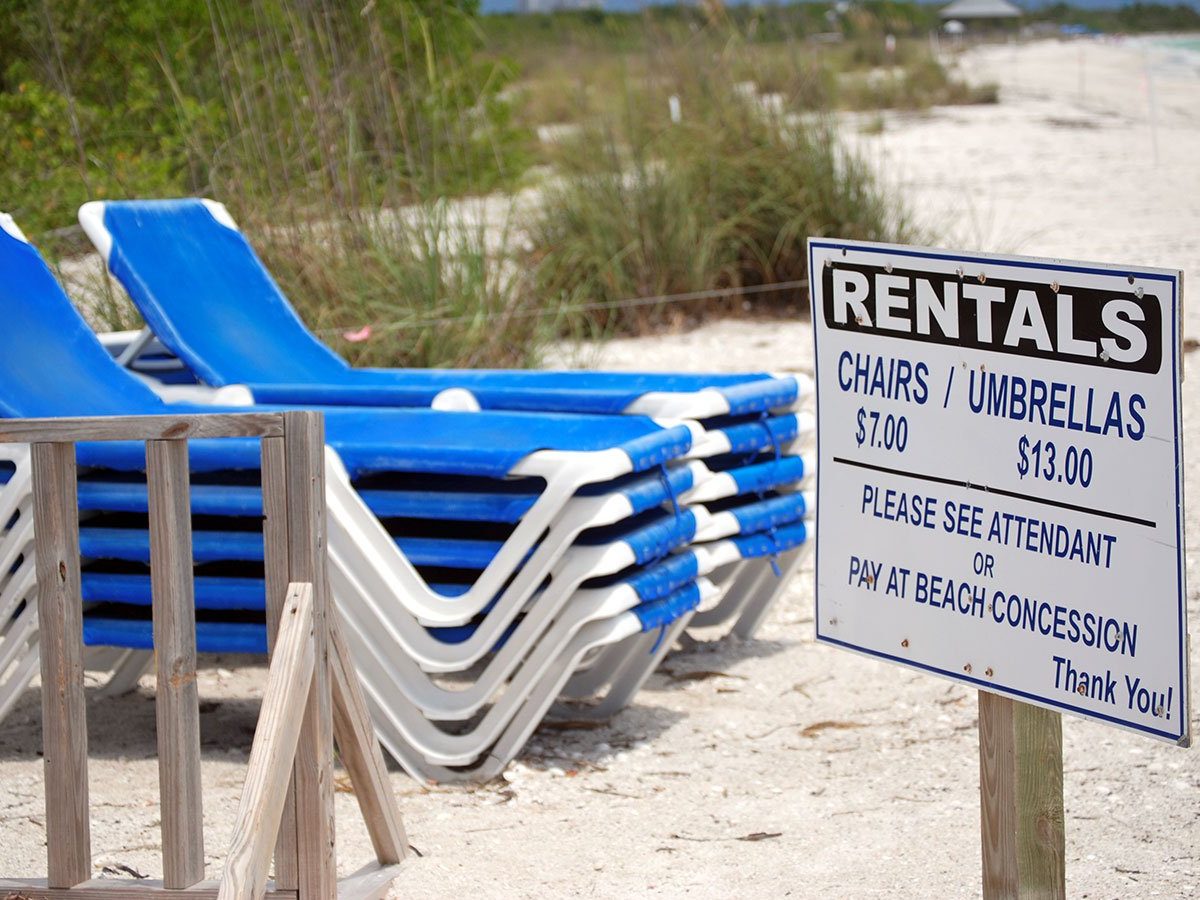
[[0, 202, 814, 781]]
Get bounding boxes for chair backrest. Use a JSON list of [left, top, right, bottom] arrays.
[[83, 199, 351, 386], [0, 218, 167, 418], [79, 199, 808, 419]]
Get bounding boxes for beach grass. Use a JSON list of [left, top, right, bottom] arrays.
[[522, 23, 915, 333], [4, 0, 1004, 364]]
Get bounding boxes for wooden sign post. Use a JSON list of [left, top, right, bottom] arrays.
[[0, 411, 407, 900], [978, 693, 1065, 900], [807, 239, 1190, 897]]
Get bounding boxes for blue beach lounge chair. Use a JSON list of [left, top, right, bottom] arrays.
[[3, 451, 811, 780], [0, 213, 814, 777], [78, 198, 809, 420], [76, 198, 816, 639], [41, 463, 810, 780], [0, 214, 696, 734], [0, 211, 702, 600]]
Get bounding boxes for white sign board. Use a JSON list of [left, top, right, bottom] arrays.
[[809, 239, 1189, 745]]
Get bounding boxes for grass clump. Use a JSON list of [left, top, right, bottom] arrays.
[[840, 57, 999, 110], [189, 0, 541, 368], [254, 202, 553, 370], [526, 39, 908, 334]]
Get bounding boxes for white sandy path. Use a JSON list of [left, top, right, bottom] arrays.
[[0, 37, 1197, 899]]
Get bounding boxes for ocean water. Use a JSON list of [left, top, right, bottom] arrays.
[[1149, 34, 1200, 77], [1157, 35, 1200, 53]]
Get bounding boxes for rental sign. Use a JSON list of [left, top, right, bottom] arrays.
[[809, 239, 1189, 744]]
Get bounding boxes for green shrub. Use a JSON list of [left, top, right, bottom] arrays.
[[2, 1, 940, 363], [252, 201, 554, 369], [839, 57, 999, 110], [0, 0, 529, 234], [1, 0, 539, 368], [527, 44, 908, 333]]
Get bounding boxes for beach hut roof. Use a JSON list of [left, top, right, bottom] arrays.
[[939, 0, 1022, 18]]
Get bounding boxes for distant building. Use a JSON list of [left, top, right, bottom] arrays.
[[517, 0, 602, 12], [939, 0, 1022, 28]]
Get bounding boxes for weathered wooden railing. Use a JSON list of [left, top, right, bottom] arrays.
[[0, 412, 406, 900]]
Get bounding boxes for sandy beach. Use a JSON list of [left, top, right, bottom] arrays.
[[1, 36, 1197, 898]]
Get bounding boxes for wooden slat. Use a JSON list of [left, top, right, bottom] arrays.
[[335, 862, 404, 900], [220, 584, 317, 900], [0, 871, 393, 900], [0, 413, 284, 444], [283, 412, 337, 899], [978, 691, 1066, 900], [30, 442, 91, 888], [328, 604, 407, 864], [0, 878, 298, 899], [146, 439, 205, 889], [261, 436, 299, 891]]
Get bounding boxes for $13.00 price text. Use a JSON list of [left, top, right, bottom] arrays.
[[1016, 435, 1094, 488]]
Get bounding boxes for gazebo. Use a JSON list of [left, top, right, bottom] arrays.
[[939, 0, 1022, 30]]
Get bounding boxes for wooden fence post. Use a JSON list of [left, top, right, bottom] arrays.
[[978, 690, 1066, 900], [283, 411, 336, 898], [30, 441, 91, 889], [146, 438, 205, 888], [262, 434, 300, 889]]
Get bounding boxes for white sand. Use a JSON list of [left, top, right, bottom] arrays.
[[2, 37, 1198, 898]]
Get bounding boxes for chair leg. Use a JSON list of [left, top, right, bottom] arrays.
[[688, 560, 759, 630], [472, 624, 645, 782], [731, 546, 810, 639], [96, 649, 153, 697], [584, 614, 694, 720], [369, 620, 639, 783], [0, 640, 40, 725], [553, 632, 653, 717], [559, 641, 631, 699]]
